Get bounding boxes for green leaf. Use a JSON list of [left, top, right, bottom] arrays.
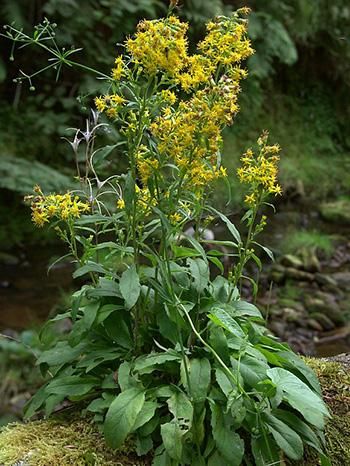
[[209, 207, 241, 244], [266, 368, 330, 428], [24, 384, 48, 419], [187, 258, 210, 293], [132, 401, 159, 431], [46, 376, 99, 396], [231, 354, 269, 388], [277, 350, 321, 394], [210, 404, 244, 465], [231, 300, 263, 318], [119, 264, 141, 309], [134, 351, 181, 374], [264, 412, 304, 460], [167, 391, 193, 429], [215, 368, 235, 397], [274, 409, 323, 454], [208, 307, 244, 338], [124, 171, 135, 214], [187, 358, 211, 402], [161, 422, 184, 461], [37, 341, 86, 366], [73, 261, 106, 278], [69, 301, 100, 346], [251, 434, 280, 466], [208, 256, 224, 273], [104, 387, 145, 449]]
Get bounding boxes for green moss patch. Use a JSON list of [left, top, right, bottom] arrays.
[[0, 415, 151, 466]]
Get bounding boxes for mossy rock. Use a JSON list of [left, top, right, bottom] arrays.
[[0, 357, 349, 466], [320, 199, 350, 225]]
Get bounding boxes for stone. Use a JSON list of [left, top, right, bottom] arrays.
[[282, 307, 301, 322], [280, 254, 303, 269], [314, 273, 338, 288], [332, 272, 350, 290], [0, 252, 20, 266], [307, 318, 323, 332], [310, 312, 336, 331], [320, 199, 350, 225], [285, 268, 314, 281]]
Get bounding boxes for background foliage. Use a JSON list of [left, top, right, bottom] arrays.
[[0, 0, 349, 247]]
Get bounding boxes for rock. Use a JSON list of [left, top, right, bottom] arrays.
[[282, 307, 301, 322], [269, 264, 286, 284], [269, 321, 286, 337], [278, 298, 305, 313], [310, 312, 336, 331], [307, 318, 324, 332], [332, 272, 350, 290], [300, 248, 321, 272], [304, 296, 326, 313], [314, 273, 338, 288], [285, 267, 314, 281], [280, 254, 303, 269], [0, 252, 20, 266], [320, 199, 350, 225]]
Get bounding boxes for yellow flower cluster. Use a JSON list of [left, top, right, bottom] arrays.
[[27, 187, 90, 227], [150, 82, 235, 194], [198, 16, 253, 73], [94, 94, 126, 119], [126, 16, 189, 76], [237, 133, 282, 206], [124, 13, 252, 93], [111, 56, 124, 81]]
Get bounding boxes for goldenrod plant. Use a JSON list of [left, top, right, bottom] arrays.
[[3, 4, 331, 465]]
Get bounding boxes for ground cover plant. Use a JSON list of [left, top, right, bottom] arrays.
[[3, 4, 331, 465]]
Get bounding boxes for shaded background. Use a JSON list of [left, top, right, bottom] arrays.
[[0, 0, 349, 424]]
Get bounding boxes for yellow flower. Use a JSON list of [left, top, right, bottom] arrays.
[[94, 96, 106, 112], [126, 16, 189, 77], [111, 56, 124, 81], [170, 212, 182, 224], [117, 198, 125, 209]]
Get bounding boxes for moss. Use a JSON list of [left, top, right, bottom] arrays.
[[0, 415, 151, 466], [301, 357, 350, 466], [0, 358, 348, 466]]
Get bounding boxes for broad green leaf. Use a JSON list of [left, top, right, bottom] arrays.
[[208, 255, 224, 273], [215, 368, 235, 397], [136, 434, 153, 456], [172, 245, 201, 259], [104, 314, 133, 349], [277, 350, 321, 394], [119, 264, 141, 309], [209, 207, 241, 244], [210, 403, 244, 465], [187, 358, 211, 402], [69, 301, 100, 346], [208, 307, 244, 338], [231, 354, 269, 388], [24, 384, 48, 419], [167, 391, 193, 429], [274, 409, 323, 454], [187, 258, 210, 293], [37, 341, 86, 366], [267, 368, 330, 428], [132, 401, 159, 431], [104, 387, 145, 448], [45, 375, 99, 396], [134, 351, 181, 374], [73, 261, 106, 278], [264, 412, 304, 460], [251, 434, 280, 466], [161, 422, 184, 461], [231, 300, 263, 318]]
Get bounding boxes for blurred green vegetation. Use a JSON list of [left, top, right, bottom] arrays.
[[0, 0, 349, 248]]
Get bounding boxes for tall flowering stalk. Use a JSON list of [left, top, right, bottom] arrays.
[[4, 6, 330, 466]]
